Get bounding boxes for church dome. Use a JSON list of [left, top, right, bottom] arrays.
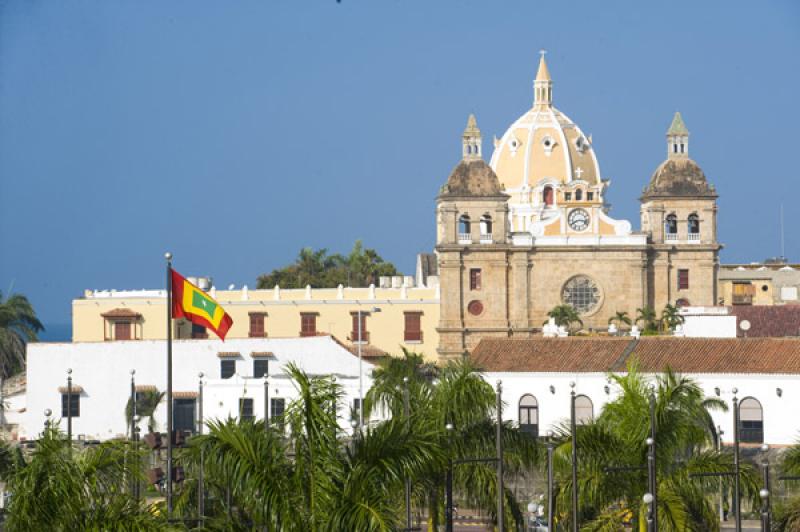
[[489, 55, 602, 192], [641, 112, 717, 200]]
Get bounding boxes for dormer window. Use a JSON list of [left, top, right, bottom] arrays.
[[542, 186, 554, 206], [575, 189, 583, 201], [542, 136, 555, 155]]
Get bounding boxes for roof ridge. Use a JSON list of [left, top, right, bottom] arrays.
[[611, 338, 639, 372]]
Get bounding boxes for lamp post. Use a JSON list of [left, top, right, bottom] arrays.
[[732, 388, 742, 532], [44, 408, 52, 431], [357, 306, 381, 428], [133, 415, 141, 505], [445, 422, 454, 532], [403, 376, 412, 532], [527, 502, 537, 532], [760, 443, 771, 532], [66, 368, 73, 443], [546, 430, 555, 532], [643, 492, 654, 529], [496, 380, 504, 532], [716, 425, 725, 522], [198, 372, 205, 526], [263, 373, 270, 430], [570, 381, 579, 532], [130, 369, 136, 441], [647, 389, 658, 531]]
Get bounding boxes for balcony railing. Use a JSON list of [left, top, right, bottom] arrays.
[[665, 232, 678, 241], [457, 233, 472, 244], [479, 234, 493, 244], [687, 233, 700, 241], [732, 295, 753, 305]]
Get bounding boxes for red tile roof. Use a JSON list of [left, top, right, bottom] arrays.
[[471, 337, 800, 374], [728, 306, 800, 338]]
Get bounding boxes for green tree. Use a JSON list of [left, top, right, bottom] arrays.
[[125, 388, 164, 433], [550, 363, 761, 531], [774, 439, 800, 530], [365, 351, 540, 530], [660, 303, 685, 333], [608, 311, 632, 332], [636, 306, 659, 333], [0, 291, 44, 377], [546, 304, 583, 332], [4, 426, 166, 531], [256, 240, 398, 289]]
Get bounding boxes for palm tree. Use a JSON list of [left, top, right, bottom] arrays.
[[546, 304, 583, 332], [550, 362, 761, 531], [660, 303, 685, 333], [4, 426, 166, 530], [178, 363, 443, 530], [774, 439, 800, 530], [0, 291, 44, 377], [608, 311, 632, 333], [125, 388, 164, 433], [636, 306, 659, 333], [365, 352, 540, 530]]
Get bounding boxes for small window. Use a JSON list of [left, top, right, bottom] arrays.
[[470, 269, 482, 291], [249, 313, 266, 338], [61, 392, 80, 418], [673, 144, 678, 153], [678, 269, 689, 290], [253, 359, 269, 379], [564, 192, 572, 201], [575, 189, 583, 201], [458, 215, 471, 235], [174, 398, 196, 433], [480, 214, 492, 236], [300, 313, 317, 337], [761, 285, 769, 292], [587, 191, 594, 201], [220, 359, 236, 379], [518, 394, 539, 437], [404, 312, 423, 342], [351, 312, 369, 343], [575, 395, 593, 424], [271, 398, 286, 430], [352, 398, 362, 422], [680, 143, 685, 153], [665, 214, 678, 235], [239, 398, 254, 421], [191, 324, 208, 339], [738, 397, 763, 444], [115, 321, 131, 341], [543, 186, 554, 206], [688, 213, 700, 234]]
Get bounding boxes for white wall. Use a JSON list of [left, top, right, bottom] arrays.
[[24, 336, 374, 441], [487, 371, 799, 446], [681, 315, 737, 338]]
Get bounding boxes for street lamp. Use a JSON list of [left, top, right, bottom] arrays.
[[647, 387, 658, 532], [357, 306, 381, 428], [403, 376, 412, 532], [732, 388, 742, 532], [569, 381, 579, 532], [496, 380, 504, 532], [546, 430, 555, 532], [130, 369, 136, 442], [760, 443, 771, 532], [643, 491, 654, 527], [445, 422, 454, 532], [263, 372, 270, 430], [132, 414, 141, 503], [198, 372, 205, 524], [66, 368, 73, 443]]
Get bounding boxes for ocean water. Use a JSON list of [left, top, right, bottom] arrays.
[[39, 323, 71, 343]]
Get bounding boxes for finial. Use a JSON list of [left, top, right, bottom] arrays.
[[462, 114, 482, 161]]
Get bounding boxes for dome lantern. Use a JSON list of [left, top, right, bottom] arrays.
[[533, 50, 553, 109], [462, 114, 482, 161], [667, 112, 689, 160]]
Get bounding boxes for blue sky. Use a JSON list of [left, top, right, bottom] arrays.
[[1, 1, 799, 329]]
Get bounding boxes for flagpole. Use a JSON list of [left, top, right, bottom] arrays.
[[165, 252, 174, 517]]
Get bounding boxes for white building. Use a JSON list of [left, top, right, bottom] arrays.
[[23, 336, 375, 441], [472, 337, 800, 446]]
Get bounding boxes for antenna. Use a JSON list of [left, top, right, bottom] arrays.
[[781, 203, 785, 260]]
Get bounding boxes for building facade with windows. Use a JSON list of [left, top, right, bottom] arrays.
[[23, 336, 375, 441], [436, 55, 721, 359], [471, 337, 800, 446]]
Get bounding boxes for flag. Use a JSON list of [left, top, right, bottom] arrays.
[[170, 269, 233, 340]]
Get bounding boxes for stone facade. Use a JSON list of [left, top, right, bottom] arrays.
[[436, 60, 721, 361]]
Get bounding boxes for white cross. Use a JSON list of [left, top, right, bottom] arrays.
[[574, 167, 584, 179]]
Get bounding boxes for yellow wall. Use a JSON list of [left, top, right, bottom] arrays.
[[72, 287, 440, 361]]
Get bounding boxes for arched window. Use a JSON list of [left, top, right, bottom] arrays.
[[479, 214, 492, 238], [458, 215, 471, 241], [543, 186, 554, 206], [665, 214, 678, 235], [575, 189, 583, 201], [738, 397, 764, 443], [518, 394, 539, 437], [574, 395, 593, 424], [688, 213, 700, 234]]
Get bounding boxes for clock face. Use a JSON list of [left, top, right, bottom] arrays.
[[568, 208, 591, 231]]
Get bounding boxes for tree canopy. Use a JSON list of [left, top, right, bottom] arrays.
[[0, 291, 44, 377], [256, 240, 399, 289]]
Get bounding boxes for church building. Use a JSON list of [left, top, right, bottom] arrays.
[[436, 55, 721, 359]]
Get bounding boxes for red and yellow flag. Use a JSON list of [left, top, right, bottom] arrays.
[[171, 270, 233, 340]]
